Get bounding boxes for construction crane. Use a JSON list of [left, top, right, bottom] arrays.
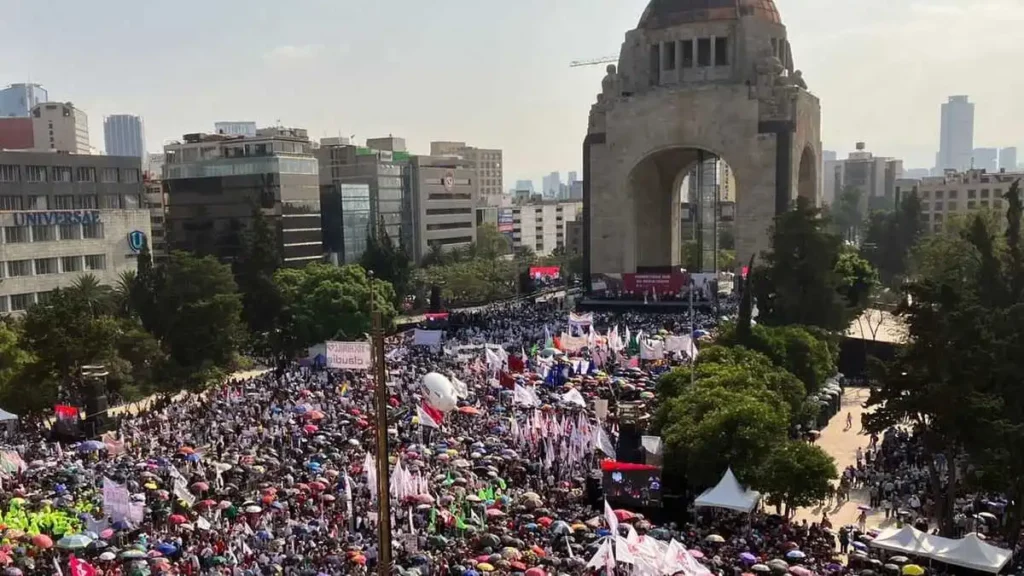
[[569, 55, 617, 68]]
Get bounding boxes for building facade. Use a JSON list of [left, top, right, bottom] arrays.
[[510, 200, 581, 256], [144, 176, 168, 262], [32, 102, 90, 154], [0, 84, 48, 118], [214, 122, 257, 138], [163, 127, 323, 266], [0, 118, 33, 150], [1000, 147, 1018, 172], [907, 169, 1022, 234], [0, 151, 148, 314], [429, 141, 503, 207], [542, 172, 560, 198], [104, 114, 145, 159], [937, 96, 975, 172], [409, 155, 477, 262], [973, 147, 997, 173], [315, 142, 412, 252], [320, 183, 372, 265], [823, 143, 902, 211]]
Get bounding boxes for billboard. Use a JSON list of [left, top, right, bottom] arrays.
[[325, 341, 372, 370], [529, 266, 561, 280], [497, 208, 514, 233]]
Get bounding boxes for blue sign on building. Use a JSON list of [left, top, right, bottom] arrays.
[[12, 211, 101, 227], [127, 230, 147, 252]]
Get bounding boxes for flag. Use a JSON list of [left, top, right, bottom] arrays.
[[544, 326, 553, 349], [417, 403, 443, 429], [585, 539, 615, 572], [450, 375, 469, 398], [499, 371, 516, 390], [604, 499, 619, 536], [485, 348, 504, 372], [615, 535, 639, 565], [68, 555, 96, 576], [507, 354, 525, 373], [596, 428, 616, 457]]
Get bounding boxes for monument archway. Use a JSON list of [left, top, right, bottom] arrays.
[[583, 0, 822, 292]]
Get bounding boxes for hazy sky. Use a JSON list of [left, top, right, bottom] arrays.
[[2, 0, 1022, 185]]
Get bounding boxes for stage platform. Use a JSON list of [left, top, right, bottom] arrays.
[[577, 298, 715, 313]]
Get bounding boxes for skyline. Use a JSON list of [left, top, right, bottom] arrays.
[[1, 0, 1023, 184]]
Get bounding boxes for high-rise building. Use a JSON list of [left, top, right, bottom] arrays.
[[104, 115, 145, 159], [1000, 147, 1018, 172], [542, 172, 561, 198], [822, 150, 837, 163], [569, 180, 583, 200], [31, 102, 90, 154], [409, 155, 477, 263], [568, 171, 579, 186], [0, 151, 149, 314], [912, 168, 1024, 234], [509, 200, 582, 256], [972, 148, 998, 173], [429, 141, 503, 207], [315, 139, 412, 260], [163, 127, 323, 266], [0, 84, 48, 118], [824, 143, 903, 212], [214, 121, 257, 137], [514, 180, 534, 193], [937, 96, 975, 171]]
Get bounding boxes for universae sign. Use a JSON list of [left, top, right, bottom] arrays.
[[12, 210, 102, 227]]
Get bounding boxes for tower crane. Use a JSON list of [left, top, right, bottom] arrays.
[[569, 55, 617, 68]]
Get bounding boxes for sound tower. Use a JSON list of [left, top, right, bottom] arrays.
[[616, 401, 645, 464], [82, 365, 111, 437], [429, 285, 442, 313]]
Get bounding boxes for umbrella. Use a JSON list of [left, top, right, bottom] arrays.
[[858, 505, 872, 511], [852, 542, 868, 551], [614, 509, 636, 522], [77, 441, 105, 453], [98, 552, 116, 562], [768, 559, 790, 571], [56, 534, 93, 550], [121, 550, 148, 560], [901, 566, 924, 576], [790, 568, 814, 576], [705, 534, 725, 543], [740, 552, 757, 563], [155, 543, 177, 555], [168, 514, 188, 525], [30, 535, 53, 549], [889, 557, 909, 565], [785, 550, 806, 560], [751, 565, 771, 572]]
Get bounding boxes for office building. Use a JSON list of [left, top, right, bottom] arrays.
[[510, 200, 581, 256], [315, 140, 412, 257], [568, 172, 579, 189], [937, 96, 975, 171], [104, 114, 145, 159], [0, 84, 48, 118], [143, 175, 168, 262], [912, 168, 1024, 234], [368, 136, 407, 152], [823, 143, 902, 211], [429, 141, 503, 207], [409, 155, 477, 262], [0, 118, 33, 150], [822, 150, 837, 163], [542, 172, 561, 198], [1000, 147, 1018, 172], [320, 183, 372, 265], [163, 127, 323, 266], [973, 148, 998, 173], [514, 179, 534, 194], [214, 121, 257, 138], [566, 220, 584, 257], [0, 151, 149, 314], [145, 153, 165, 181], [904, 168, 931, 179], [569, 180, 583, 200], [31, 102, 90, 154]]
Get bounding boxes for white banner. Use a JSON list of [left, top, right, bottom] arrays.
[[102, 477, 131, 522], [412, 329, 443, 347], [326, 341, 372, 370]]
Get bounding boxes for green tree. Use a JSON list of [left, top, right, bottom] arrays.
[[0, 322, 32, 412], [421, 243, 448, 268], [834, 248, 878, 313], [473, 224, 511, 260], [275, 264, 396, 353], [861, 192, 923, 287], [360, 218, 412, 301], [235, 207, 284, 349], [831, 185, 863, 242], [752, 197, 850, 331], [759, 441, 839, 516]]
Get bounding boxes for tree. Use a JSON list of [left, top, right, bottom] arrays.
[[752, 197, 850, 331], [473, 224, 511, 260], [235, 207, 284, 347], [360, 217, 412, 301], [831, 185, 863, 242], [861, 193, 923, 287], [758, 441, 839, 516], [421, 243, 448, 268], [718, 322, 836, 395], [834, 248, 878, 313], [413, 259, 516, 307], [67, 274, 115, 316], [0, 322, 31, 411], [275, 264, 396, 353]]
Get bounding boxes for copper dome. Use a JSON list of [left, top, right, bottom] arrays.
[[638, 0, 782, 29]]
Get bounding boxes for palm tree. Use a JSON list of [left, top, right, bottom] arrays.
[[67, 274, 113, 316], [113, 270, 138, 317]]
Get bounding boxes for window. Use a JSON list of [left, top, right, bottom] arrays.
[[76, 195, 98, 209], [968, 201, 977, 210], [0, 195, 23, 210], [714, 37, 729, 65], [981, 200, 989, 208], [921, 201, 930, 211], [100, 168, 119, 183], [25, 166, 46, 182], [31, 225, 55, 242], [934, 190, 944, 199], [82, 223, 104, 239], [151, 216, 164, 224], [99, 194, 122, 209], [52, 166, 72, 183], [121, 168, 140, 183], [61, 256, 82, 273], [7, 260, 32, 277], [4, 227, 29, 243], [947, 201, 957, 212], [426, 222, 473, 231], [75, 167, 95, 182], [994, 188, 1003, 197], [84, 254, 106, 271], [981, 189, 990, 199], [52, 195, 75, 209], [682, 39, 694, 68], [0, 296, 6, 314], [920, 190, 930, 199], [968, 189, 977, 199], [697, 38, 712, 67], [994, 199, 1003, 209], [25, 195, 47, 210], [947, 190, 958, 199], [663, 41, 676, 70], [9, 294, 34, 312], [35, 291, 53, 305], [649, 44, 660, 85], [152, 229, 164, 238], [59, 224, 81, 240], [0, 165, 19, 182], [934, 201, 943, 212], [34, 258, 58, 275], [122, 194, 140, 210]]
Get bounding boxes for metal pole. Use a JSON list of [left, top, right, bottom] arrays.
[[689, 279, 695, 388], [368, 270, 393, 575]]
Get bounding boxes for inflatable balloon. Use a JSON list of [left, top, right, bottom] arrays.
[[421, 372, 458, 412]]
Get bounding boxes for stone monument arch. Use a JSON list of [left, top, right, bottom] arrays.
[[583, 0, 821, 291]]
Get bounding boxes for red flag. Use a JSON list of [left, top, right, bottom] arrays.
[[628, 356, 639, 368], [68, 554, 97, 576], [553, 336, 563, 351], [507, 354, 525, 374], [418, 402, 444, 428], [499, 371, 516, 390]]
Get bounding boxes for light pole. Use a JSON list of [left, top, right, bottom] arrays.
[[368, 273, 393, 575]]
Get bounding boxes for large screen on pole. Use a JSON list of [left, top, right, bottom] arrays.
[[601, 461, 662, 507], [530, 266, 560, 280]]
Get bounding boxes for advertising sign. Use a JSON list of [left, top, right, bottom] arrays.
[[622, 271, 688, 293], [325, 341, 372, 370], [497, 208, 514, 233], [13, 210, 101, 226], [529, 266, 560, 280]]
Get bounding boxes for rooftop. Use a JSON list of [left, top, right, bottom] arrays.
[[638, 0, 782, 29]]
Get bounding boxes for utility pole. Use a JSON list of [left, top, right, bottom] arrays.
[[369, 274, 393, 575]]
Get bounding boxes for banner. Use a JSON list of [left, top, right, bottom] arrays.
[[559, 332, 588, 352], [640, 339, 664, 360], [325, 341, 372, 370], [102, 477, 131, 522], [622, 271, 688, 293], [594, 399, 609, 421], [412, 329, 443, 347], [529, 266, 560, 280]]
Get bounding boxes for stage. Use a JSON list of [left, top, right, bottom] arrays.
[[577, 298, 716, 313]]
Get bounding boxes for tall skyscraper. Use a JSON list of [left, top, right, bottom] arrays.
[[514, 179, 534, 193], [972, 148, 998, 173], [1000, 147, 1018, 172], [0, 83, 48, 117], [104, 115, 145, 158], [568, 171, 579, 185], [542, 172, 561, 198], [937, 96, 975, 171]]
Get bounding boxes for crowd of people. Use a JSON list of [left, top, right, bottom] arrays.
[[0, 297, 989, 576]]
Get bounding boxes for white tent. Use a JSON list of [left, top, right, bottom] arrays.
[[0, 408, 16, 422], [870, 528, 1011, 574], [693, 468, 761, 513], [937, 533, 1011, 573], [870, 525, 931, 554]]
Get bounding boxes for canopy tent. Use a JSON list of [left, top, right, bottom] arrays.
[[870, 527, 1011, 574], [693, 468, 761, 513], [0, 408, 17, 422]]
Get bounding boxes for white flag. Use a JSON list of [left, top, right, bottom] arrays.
[[450, 375, 469, 399], [604, 499, 619, 536], [586, 538, 616, 571]]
